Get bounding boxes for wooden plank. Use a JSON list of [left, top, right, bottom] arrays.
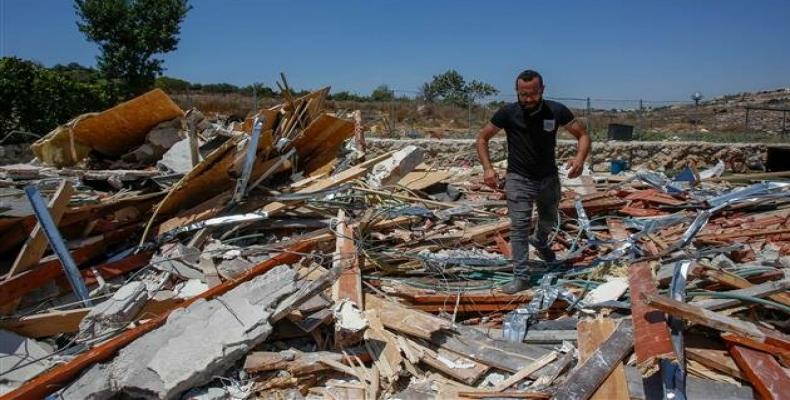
[[606, 218, 629, 240], [702, 268, 790, 308], [364, 294, 451, 340], [331, 209, 362, 306], [364, 309, 403, 387], [553, 319, 634, 400], [728, 344, 790, 400], [492, 351, 557, 392], [398, 170, 451, 190], [0, 225, 142, 308], [642, 293, 787, 345], [2, 240, 314, 400], [0, 308, 88, 338], [7, 180, 74, 277], [686, 347, 744, 380], [262, 151, 395, 217], [432, 325, 553, 375], [627, 261, 676, 375], [690, 279, 790, 311], [721, 333, 790, 366], [456, 390, 549, 399], [0, 297, 183, 338], [407, 338, 490, 385], [577, 318, 629, 400]]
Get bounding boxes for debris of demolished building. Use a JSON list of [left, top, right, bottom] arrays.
[[0, 82, 789, 400]]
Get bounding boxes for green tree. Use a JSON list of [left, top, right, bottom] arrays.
[[371, 84, 395, 102], [155, 76, 191, 92], [421, 69, 498, 106], [75, 0, 191, 98], [0, 57, 112, 137]]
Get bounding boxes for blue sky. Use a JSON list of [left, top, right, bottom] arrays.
[[2, 0, 789, 104]]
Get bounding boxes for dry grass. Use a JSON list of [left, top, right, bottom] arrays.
[[167, 91, 789, 142]]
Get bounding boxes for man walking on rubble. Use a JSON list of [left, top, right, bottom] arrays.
[[476, 70, 591, 294]]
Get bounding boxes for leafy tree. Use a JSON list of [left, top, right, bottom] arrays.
[[201, 82, 240, 94], [240, 83, 276, 98], [0, 57, 112, 137], [329, 91, 368, 102], [75, 0, 191, 98], [421, 69, 498, 106], [371, 84, 395, 102], [155, 76, 191, 92]]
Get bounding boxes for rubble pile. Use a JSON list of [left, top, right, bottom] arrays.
[[0, 86, 789, 400]]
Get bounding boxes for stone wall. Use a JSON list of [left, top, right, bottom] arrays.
[[0, 144, 34, 165], [367, 138, 790, 173]]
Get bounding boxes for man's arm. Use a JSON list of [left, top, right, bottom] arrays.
[[563, 118, 591, 179], [476, 122, 502, 188]]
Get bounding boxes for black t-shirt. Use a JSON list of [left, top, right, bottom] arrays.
[[490, 100, 574, 179]]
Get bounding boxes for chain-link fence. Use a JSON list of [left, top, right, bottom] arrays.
[[170, 87, 790, 143], [363, 90, 790, 143]]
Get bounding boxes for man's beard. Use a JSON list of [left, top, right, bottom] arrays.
[[519, 99, 541, 111]]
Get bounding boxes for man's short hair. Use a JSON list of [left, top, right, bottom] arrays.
[[516, 70, 543, 87]]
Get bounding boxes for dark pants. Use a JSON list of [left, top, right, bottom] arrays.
[[504, 172, 561, 278]]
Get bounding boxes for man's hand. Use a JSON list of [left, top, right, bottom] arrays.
[[565, 158, 584, 179], [483, 168, 500, 189]]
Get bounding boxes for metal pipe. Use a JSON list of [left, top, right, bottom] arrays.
[[24, 185, 92, 306]]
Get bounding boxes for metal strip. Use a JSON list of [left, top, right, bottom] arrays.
[[231, 115, 265, 205], [24, 185, 92, 306]]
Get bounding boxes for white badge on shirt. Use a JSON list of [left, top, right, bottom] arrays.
[[543, 119, 555, 132]]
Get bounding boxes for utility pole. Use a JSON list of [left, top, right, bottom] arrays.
[[468, 96, 473, 134]]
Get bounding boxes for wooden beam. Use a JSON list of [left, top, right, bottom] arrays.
[[492, 351, 557, 392], [364, 294, 451, 340], [553, 319, 634, 400], [627, 261, 676, 376], [721, 333, 790, 366], [2, 240, 314, 400], [331, 209, 362, 306], [0, 308, 88, 338], [702, 268, 790, 308], [0, 243, 105, 307], [690, 279, 790, 311], [641, 293, 769, 342], [577, 318, 630, 399], [728, 344, 790, 400], [7, 180, 74, 277], [0, 296, 183, 338], [686, 347, 744, 381]]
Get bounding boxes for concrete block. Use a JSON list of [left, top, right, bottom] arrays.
[[0, 330, 54, 395], [62, 265, 297, 400], [78, 281, 149, 341]]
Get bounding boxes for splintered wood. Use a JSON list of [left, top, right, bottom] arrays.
[[577, 318, 629, 400], [628, 261, 676, 376], [8, 81, 790, 400]]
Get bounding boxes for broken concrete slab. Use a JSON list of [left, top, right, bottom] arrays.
[[582, 277, 629, 305], [77, 281, 149, 341], [367, 145, 424, 188], [216, 257, 255, 280], [151, 243, 203, 280], [0, 329, 54, 395], [157, 137, 203, 174], [172, 279, 209, 299], [61, 264, 298, 400]]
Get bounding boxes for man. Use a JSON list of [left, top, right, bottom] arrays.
[[476, 70, 591, 294]]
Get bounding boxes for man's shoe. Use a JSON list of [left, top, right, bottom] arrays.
[[500, 278, 531, 294], [529, 238, 556, 262]]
